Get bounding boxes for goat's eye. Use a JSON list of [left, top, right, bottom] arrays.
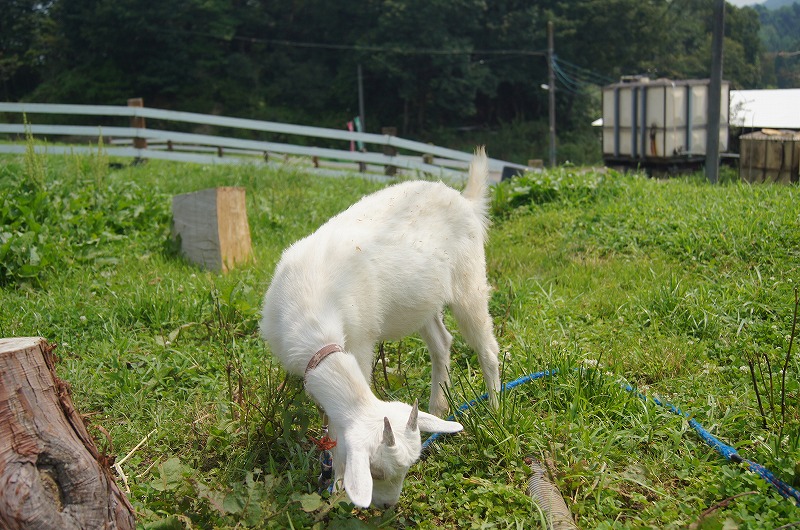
[[370, 467, 386, 480]]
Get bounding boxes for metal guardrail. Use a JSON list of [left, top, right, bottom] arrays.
[[0, 102, 531, 181]]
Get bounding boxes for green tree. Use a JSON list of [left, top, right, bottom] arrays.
[[356, 0, 492, 135], [33, 0, 238, 108], [756, 3, 800, 88], [475, 2, 549, 123], [0, 0, 53, 100]]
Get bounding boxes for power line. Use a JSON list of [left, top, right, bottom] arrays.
[[168, 28, 547, 57], [551, 57, 613, 93], [555, 58, 614, 85]]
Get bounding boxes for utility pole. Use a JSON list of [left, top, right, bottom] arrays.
[[547, 21, 556, 167], [357, 64, 366, 133], [706, 0, 725, 184]]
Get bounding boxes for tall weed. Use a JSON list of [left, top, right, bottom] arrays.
[[0, 139, 169, 286]]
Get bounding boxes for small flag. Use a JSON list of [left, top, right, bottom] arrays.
[[353, 117, 365, 151], [346, 121, 355, 151]]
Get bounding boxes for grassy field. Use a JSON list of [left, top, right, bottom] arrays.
[[1, 146, 799, 529]]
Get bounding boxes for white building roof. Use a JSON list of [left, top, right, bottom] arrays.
[[730, 89, 800, 129]]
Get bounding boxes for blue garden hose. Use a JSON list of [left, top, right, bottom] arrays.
[[422, 368, 800, 504], [421, 369, 555, 451]]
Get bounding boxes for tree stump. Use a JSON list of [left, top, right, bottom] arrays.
[[172, 186, 254, 272], [0, 337, 135, 530]]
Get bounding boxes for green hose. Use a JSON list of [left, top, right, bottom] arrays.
[[527, 457, 579, 530]]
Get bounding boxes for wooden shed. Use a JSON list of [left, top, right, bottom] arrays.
[[739, 130, 800, 184]]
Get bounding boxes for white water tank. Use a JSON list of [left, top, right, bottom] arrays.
[[602, 78, 729, 162]]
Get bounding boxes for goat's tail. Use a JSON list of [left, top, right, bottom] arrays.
[[462, 146, 490, 222]]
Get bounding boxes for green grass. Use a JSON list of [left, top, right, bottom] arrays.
[[1, 147, 799, 529]]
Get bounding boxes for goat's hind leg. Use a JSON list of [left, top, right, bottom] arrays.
[[419, 313, 453, 418], [450, 284, 501, 410]]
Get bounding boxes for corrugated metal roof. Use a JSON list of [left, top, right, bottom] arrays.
[[605, 77, 717, 89], [730, 89, 800, 129], [740, 130, 800, 140]]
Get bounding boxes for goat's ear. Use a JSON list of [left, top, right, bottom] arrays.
[[417, 411, 464, 434], [343, 450, 373, 508]]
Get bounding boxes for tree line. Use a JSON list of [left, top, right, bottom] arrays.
[[1, 0, 793, 163], [756, 2, 800, 88]]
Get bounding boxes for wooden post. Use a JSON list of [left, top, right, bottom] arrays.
[[0, 337, 135, 530], [358, 148, 367, 173], [127, 98, 147, 150], [172, 187, 254, 272], [382, 126, 397, 176]]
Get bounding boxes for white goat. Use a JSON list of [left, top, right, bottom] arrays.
[[259, 147, 501, 508]]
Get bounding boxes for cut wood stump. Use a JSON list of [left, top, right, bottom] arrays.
[[0, 337, 135, 530], [172, 186, 254, 272]]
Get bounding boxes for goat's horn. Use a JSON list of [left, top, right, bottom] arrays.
[[407, 399, 419, 431], [382, 417, 396, 447]]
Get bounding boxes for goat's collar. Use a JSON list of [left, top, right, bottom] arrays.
[[305, 344, 344, 379]]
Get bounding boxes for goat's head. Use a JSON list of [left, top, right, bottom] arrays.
[[333, 399, 462, 508]]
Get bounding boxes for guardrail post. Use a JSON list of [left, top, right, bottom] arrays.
[[382, 126, 397, 176]]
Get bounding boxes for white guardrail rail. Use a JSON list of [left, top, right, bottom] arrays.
[[0, 102, 532, 182]]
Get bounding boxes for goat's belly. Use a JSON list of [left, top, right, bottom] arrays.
[[379, 322, 430, 342], [371, 292, 444, 341]]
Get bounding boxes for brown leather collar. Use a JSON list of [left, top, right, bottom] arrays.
[[304, 344, 344, 379]]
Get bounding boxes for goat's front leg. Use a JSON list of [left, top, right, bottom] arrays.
[[419, 313, 453, 417]]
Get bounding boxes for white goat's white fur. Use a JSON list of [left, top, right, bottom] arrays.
[[259, 147, 501, 508]]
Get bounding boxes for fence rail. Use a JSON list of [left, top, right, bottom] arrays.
[[0, 102, 531, 181]]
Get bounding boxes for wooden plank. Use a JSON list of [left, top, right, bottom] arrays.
[[793, 141, 800, 183], [739, 137, 762, 183], [765, 140, 789, 183]]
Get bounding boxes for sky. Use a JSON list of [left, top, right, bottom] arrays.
[[727, 0, 766, 5]]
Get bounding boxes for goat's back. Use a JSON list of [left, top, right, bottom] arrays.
[[261, 158, 490, 374]]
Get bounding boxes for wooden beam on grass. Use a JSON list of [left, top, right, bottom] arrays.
[[171, 187, 254, 273]]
